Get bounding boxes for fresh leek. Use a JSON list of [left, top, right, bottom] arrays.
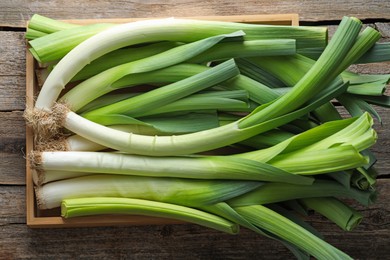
[[62, 197, 240, 235], [36, 174, 262, 209], [234, 204, 352, 259]]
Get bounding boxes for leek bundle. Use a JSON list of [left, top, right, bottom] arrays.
[[25, 14, 390, 260]]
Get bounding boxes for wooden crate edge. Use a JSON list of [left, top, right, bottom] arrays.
[[61, 13, 299, 26]]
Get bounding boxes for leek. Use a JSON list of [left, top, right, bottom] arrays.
[[80, 59, 240, 121], [43, 112, 221, 152], [25, 28, 47, 40], [361, 95, 390, 107], [297, 40, 390, 64], [36, 174, 262, 209], [234, 204, 352, 259], [62, 197, 240, 235], [267, 145, 369, 175], [235, 113, 375, 162], [28, 14, 80, 33], [29, 23, 113, 63], [228, 179, 376, 207], [32, 151, 313, 184], [33, 114, 376, 184], [351, 167, 377, 190], [338, 93, 383, 123], [71, 39, 296, 82], [133, 92, 251, 117], [267, 204, 322, 238], [239, 129, 295, 149], [60, 32, 243, 111], [71, 41, 183, 82], [58, 81, 347, 155], [236, 58, 286, 88], [32, 170, 91, 185], [237, 17, 364, 128], [77, 62, 279, 107], [28, 14, 326, 64], [201, 202, 311, 259], [327, 171, 353, 189], [355, 42, 390, 63], [299, 197, 363, 231]]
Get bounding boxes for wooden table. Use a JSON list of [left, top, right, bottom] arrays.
[[1, 1, 389, 259]]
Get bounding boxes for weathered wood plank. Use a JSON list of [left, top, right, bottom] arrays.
[[0, 153, 25, 185], [0, 224, 386, 259], [0, 224, 294, 259], [1, 0, 390, 28], [376, 22, 390, 38], [0, 31, 26, 111], [0, 32, 25, 75], [0, 180, 389, 259], [0, 76, 26, 111], [0, 186, 25, 224], [0, 111, 26, 185]]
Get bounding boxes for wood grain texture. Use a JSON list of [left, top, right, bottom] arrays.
[[0, 180, 389, 259], [0, 224, 293, 259], [0, 186, 25, 225], [1, 0, 390, 28], [0, 32, 26, 111], [0, 111, 26, 185], [0, 225, 387, 260], [376, 22, 390, 38]]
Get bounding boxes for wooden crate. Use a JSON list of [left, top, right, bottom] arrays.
[[26, 14, 299, 228]]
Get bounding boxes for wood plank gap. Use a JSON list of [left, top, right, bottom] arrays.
[[300, 20, 342, 26], [0, 221, 26, 226], [0, 26, 26, 32], [302, 18, 390, 26], [0, 109, 25, 113], [360, 18, 390, 24], [0, 184, 26, 187]]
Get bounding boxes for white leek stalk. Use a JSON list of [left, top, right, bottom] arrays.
[[32, 151, 312, 184], [35, 174, 262, 209]]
